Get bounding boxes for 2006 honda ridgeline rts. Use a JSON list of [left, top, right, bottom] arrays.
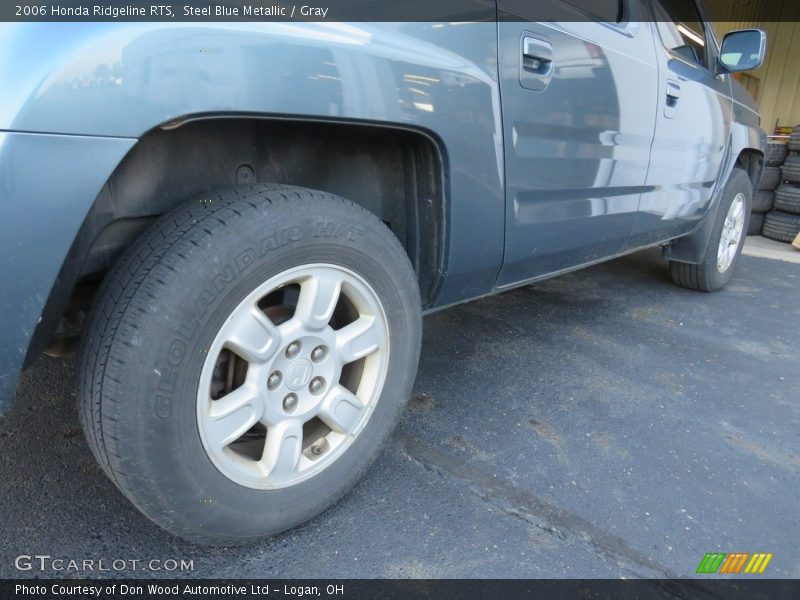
[[0, 2, 767, 543]]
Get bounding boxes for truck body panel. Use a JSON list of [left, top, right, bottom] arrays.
[[0, 10, 766, 414], [0, 132, 136, 413], [497, 14, 660, 286]]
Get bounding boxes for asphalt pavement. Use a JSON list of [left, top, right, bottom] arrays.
[[1, 248, 798, 579]]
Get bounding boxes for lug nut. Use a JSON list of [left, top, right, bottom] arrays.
[[310, 345, 328, 362], [282, 393, 298, 412], [267, 371, 282, 391], [309, 376, 326, 395], [285, 341, 301, 358]]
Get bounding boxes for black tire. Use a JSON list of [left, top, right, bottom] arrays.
[[747, 212, 764, 236], [764, 142, 788, 167], [669, 168, 751, 292], [781, 154, 800, 184], [751, 190, 774, 213], [758, 166, 781, 191], [773, 183, 800, 214], [77, 184, 422, 545], [762, 210, 800, 243], [790, 127, 800, 152]]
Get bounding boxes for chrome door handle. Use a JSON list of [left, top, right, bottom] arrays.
[[523, 36, 553, 71], [521, 35, 554, 91], [665, 81, 681, 118], [666, 81, 681, 101]]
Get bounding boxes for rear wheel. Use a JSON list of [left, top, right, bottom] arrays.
[[78, 185, 422, 545], [669, 168, 751, 292]]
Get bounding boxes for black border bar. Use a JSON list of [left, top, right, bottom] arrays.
[[3, 579, 800, 600], [3, 0, 800, 23]]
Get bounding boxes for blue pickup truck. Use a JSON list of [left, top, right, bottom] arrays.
[[0, 1, 767, 544]]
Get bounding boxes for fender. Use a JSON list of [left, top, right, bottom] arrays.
[[0, 22, 506, 414], [663, 100, 766, 265], [0, 131, 136, 415]]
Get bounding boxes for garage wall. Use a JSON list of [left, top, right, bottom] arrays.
[[707, 0, 800, 132]]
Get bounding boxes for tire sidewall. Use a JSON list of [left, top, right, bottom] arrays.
[[108, 194, 421, 542], [703, 169, 752, 289]]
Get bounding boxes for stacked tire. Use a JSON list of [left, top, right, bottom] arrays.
[[763, 125, 800, 243], [749, 141, 785, 235]]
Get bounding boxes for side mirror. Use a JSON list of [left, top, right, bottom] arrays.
[[719, 29, 766, 73]]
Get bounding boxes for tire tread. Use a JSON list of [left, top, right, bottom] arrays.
[[758, 166, 781, 191], [762, 210, 800, 243], [77, 184, 419, 544], [774, 183, 800, 214]]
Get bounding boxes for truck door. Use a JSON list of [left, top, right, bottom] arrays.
[[496, 0, 659, 286], [625, 0, 732, 247]]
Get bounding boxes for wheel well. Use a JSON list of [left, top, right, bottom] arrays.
[[662, 147, 763, 266], [735, 149, 764, 191], [26, 117, 445, 365]]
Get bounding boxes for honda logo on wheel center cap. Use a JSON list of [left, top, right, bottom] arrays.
[[285, 359, 313, 391]]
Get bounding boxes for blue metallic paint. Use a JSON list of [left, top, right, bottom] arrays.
[[0, 15, 765, 414], [497, 14, 661, 285], [0, 21, 505, 414], [0, 132, 136, 412], [0, 21, 507, 302]]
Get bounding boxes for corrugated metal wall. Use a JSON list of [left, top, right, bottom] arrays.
[[706, 0, 800, 132]]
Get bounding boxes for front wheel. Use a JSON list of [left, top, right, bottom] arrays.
[[78, 185, 422, 545], [669, 168, 752, 292]]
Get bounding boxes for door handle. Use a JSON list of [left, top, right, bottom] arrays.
[[665, 81, 681, 118], [521, 36, 554, 91], [666, 81, 681, 102], [523, 36, 553, 72]]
